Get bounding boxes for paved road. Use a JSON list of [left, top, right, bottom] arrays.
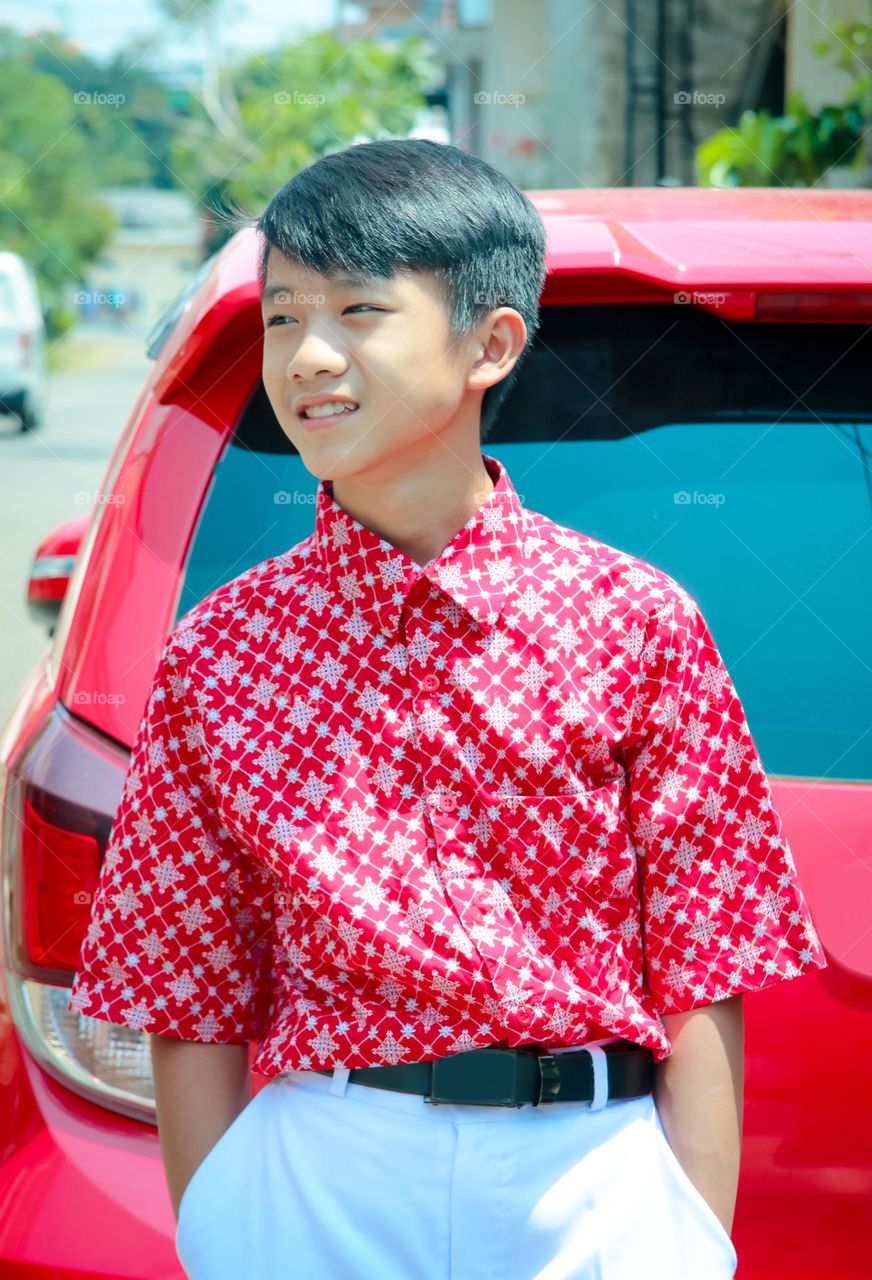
[[0, 329, 152, 726]]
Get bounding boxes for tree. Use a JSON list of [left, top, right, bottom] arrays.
[[0, 28, 116, 332], [146, 0, 441, 251], [0, 10, 441, 329]]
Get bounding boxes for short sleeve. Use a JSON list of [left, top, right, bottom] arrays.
[[623, 584, 828, 1015], [68, 629, 276, 1043]]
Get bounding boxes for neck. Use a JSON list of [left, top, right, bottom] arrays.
[[329, 449, 496, 568]]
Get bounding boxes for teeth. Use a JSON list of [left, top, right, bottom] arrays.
[[303, 401, 357, 419]]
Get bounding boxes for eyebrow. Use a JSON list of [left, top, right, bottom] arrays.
[[261, 272, 383, 304]]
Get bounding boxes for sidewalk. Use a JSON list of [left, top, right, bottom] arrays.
[[47, 323, 150, 376]]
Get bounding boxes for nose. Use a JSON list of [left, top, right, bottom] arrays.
[[286, 325, 347, 382]]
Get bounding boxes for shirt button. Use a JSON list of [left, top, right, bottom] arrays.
[[438, 791, 457, 813], [421, 673, 439, 692]]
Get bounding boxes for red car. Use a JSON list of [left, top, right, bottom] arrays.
[[2, 189, 870, 1278]]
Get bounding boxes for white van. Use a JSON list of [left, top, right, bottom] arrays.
[[0, 251, 47, 431]]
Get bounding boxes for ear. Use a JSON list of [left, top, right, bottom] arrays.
[[466, 307, 528, 394]]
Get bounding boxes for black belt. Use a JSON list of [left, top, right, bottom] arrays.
[[315, 1041, 655, 1107]]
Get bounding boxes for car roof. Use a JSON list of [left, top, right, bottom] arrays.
[[526, 186, 872, 288]]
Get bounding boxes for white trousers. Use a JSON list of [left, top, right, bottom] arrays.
[[175, 1053, 738, 1280]]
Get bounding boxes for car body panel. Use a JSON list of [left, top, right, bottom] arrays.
[[52, 401, 227, 748]]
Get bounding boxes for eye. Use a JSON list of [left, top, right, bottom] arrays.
[[343, 304, 383, 314], [265, 314, 296, 328]]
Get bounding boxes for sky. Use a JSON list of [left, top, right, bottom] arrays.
[[0, 0, 368, 62]]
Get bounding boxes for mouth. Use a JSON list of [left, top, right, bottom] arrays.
[[297, 400, 359, 429]]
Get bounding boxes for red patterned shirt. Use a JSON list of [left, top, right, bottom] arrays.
[[69, 452, 827, 1075]]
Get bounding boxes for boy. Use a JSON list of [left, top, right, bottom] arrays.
[[69, 139, 827, 1279]]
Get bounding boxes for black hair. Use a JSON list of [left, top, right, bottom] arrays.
[[255, 138, 547, 441]]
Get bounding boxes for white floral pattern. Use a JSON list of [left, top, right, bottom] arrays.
[[68, 453, 827, 1076]]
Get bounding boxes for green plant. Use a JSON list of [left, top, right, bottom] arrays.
[[696, 21, 871, 186]]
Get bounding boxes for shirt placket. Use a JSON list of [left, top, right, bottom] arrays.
[[398, 577, 505, 1040]]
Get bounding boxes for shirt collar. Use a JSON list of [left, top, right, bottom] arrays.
[[313, 452, 528, 638]]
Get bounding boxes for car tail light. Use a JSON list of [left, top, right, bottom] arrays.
[[755, 291, 872, 322], [21, 790, 102, 970], [18, 330, 31, 367], [1, 701, 157, 1124]]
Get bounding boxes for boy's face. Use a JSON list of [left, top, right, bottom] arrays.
[[260, 248, 521, 482]]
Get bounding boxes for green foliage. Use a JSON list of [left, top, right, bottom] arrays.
[[0, 28, 117, 324], [169, 31, 440, 249], [10, 27, 196, 190], [696, 90, 865, 186], [696, 21, 871, 187], [0, 18, 440, 316]]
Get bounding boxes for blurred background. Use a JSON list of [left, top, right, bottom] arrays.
[[1, 0, 870, 722]]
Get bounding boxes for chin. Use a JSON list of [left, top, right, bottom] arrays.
[[296, 425, 423, 483], [292, 438, 368, 482]]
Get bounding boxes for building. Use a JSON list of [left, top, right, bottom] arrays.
[[341, 0, 868, 188], [83, 188, 205, 335]]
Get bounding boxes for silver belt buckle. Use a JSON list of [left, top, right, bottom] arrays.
[[534, 1052, 562, 1105]]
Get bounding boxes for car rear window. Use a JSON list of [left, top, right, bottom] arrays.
[[177, 304, 872, 782]]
